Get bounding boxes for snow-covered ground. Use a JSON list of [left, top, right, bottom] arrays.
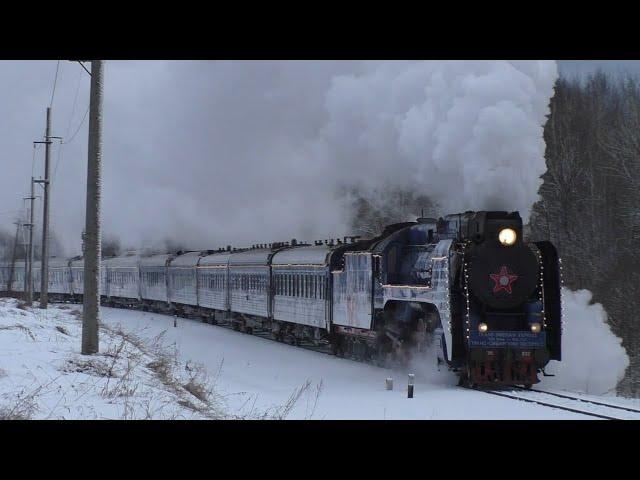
[[1, 296, 637, 419], [0, 298, 226, 419]]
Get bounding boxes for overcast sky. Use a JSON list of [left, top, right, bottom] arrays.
[[0, 60, 635, 257], [558, 60, 640, 78]]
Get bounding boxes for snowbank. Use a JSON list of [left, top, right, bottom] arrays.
[[0, 298, 226, 419], [539, 288, 629, 395], [98, 307, 612, 419]]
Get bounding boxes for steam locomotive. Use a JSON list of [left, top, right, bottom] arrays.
[[0, 210, 561, 388]]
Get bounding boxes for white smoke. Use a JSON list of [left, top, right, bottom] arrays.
[[539, 288, 629, 395], [317, 60, 558, 221], [1, 61, 558, 252]]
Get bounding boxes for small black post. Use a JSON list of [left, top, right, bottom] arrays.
[[408, 374, 415, 398]]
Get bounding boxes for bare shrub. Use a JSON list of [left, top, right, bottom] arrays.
[[0, 376, 62, 420], [236, 379, 323, 420], [55, 325, 70, 336], [16, 302, 30, 312], [63, 358, 115, 378], [0, 406, 33, 420]]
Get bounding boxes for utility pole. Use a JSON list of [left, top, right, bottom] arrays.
[[21, 219, 28, 299], [7, 220, 20, 295], [24, 179, 35, 305], [82, 60, 104, 355], [39, 107, 52, 309]]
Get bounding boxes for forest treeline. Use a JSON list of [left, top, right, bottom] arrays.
[[529, 73, 640, 397]]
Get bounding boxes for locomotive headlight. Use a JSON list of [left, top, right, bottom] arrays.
[[478, 322, 488, 333], [530, 322, 541, 333], [498, 228, 517, 246]]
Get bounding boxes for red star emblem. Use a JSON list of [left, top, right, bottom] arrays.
[[489, 266, 518, 294]]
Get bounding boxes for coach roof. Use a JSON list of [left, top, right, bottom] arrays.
[[139, 253, 174, 267], [168, 251, 201, 268], [102, 254, 141, 268], [271, 245, 332, 266], [228, 248, 273, 266], [199, 251, 232, 267]]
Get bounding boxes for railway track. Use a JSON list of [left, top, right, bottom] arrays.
[[511, 386, 640, 416], [470, 387, 640, 420]]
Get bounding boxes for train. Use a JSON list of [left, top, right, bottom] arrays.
[[0, 210, 562, 388]]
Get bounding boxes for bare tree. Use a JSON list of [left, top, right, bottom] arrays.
[[531, 72, 640, 397]]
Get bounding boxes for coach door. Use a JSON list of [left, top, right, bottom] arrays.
[[332, 252, 373, 330]]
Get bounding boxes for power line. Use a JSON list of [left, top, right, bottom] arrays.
[[65, 65, 83, 139], [52, 140, 64, 180], [52, 62, 87, 180], [49, 60, 60, 109], [77, 61, 91, 77], [64, 104, 90, 145], [31, 143, 39, 178]]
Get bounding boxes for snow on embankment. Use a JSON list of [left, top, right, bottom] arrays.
[[539, 288, 629, 395], [0, 297, 226, 419]]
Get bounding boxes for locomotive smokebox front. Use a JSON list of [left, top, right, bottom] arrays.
[[465, 211, 538, 309]]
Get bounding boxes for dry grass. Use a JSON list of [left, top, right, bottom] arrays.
[[0, 324, 36, 341], [99, 324, 224, 419], [0, 376, 62, 420], [0, 296, 322, 420]]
